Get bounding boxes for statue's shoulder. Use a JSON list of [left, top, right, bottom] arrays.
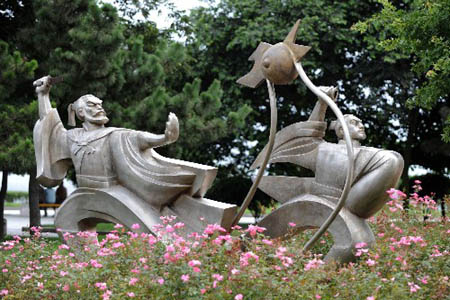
[[67, 127, 130, 143]]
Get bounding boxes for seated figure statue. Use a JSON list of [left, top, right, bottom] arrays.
[[33, 76, 236, 235], [252, 87, 404, 262]]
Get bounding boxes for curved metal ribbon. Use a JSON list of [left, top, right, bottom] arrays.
[[231, 79, 278, 228], [294, 62, 355, 252]]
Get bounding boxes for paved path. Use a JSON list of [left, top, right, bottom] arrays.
[[4, 209, 56, 237]]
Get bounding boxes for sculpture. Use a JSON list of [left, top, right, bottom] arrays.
[[237, 20, 404, 262], [33, 76, 237, 237], [31, 19, 404, 263]]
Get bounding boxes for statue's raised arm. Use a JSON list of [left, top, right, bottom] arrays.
[[33, 75, 63, 120], [33, 76, 71, 187]]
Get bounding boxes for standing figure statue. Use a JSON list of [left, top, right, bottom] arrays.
[[252, 87, 404, 262], [33, 76, 236, 237]]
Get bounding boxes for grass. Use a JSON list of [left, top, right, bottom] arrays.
[[4, 202, 22, 208]]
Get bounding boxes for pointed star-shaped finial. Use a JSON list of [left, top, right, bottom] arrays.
[[237, 20, 311, 88]]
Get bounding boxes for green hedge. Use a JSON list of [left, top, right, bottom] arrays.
[[5, 191, 28, 202]]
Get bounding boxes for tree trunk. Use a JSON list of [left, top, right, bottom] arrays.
[[28, 168, 41, 228], [0, 170, 8, 240], [402, 108, 418, 210]]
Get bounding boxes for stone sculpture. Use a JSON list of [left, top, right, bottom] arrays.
[[33, 76, 236, 237], [237, 20, 404, 262], [252, 89, 403, 262]]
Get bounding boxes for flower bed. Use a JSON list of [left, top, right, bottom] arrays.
[[1, 184, 449, 299]]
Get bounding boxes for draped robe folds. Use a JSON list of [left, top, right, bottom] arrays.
[[33, 109, 217, 209], [252, 120, 402, 213]]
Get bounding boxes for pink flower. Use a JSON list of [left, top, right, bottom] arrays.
[[157, 278, 165, 285], [62, 284, 70, 292], [231, 268, 240, 275], [201, 288, 207, 294], [165, 225, 175, 233], [129, 277, 139, 286], [114, 223, 123, 229], [203, 224, 226, 235], [59, 270, 68, 277], [127, 292, 135, 297], [315, 294, 322, 299], [288, 222, 296, 227], [112, 242, 125, 248], [212, 274, 224, 281], [21, 274, 32, 283], [366, 259, 376, 266], [131, 223, 140, 230], [355, 242, 368, 249], [386, 188, 407, 200], [0, 289, 8, 296], [58, 244, 70, 250], [90, 259, 103, 268], [102, 290, 112, 300], [2, 269, 8, 273], [239, 252, 259, 267], [181, 274, 190, 282], [367, 296, 375, 300], [95, 282, 107, 290], [414, 180, 421, 184], [420, 276, 429, 284], [304, 258, 325, 271], [188, 260, 201, 267], [408, 282, 421, 293], [235, 294, 243, 300], [245, 225, 266, 237], [262, 239, 273, 245]]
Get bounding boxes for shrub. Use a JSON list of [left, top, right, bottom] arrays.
[[0, 184, 448, 299], [4, 191, 28, 203]]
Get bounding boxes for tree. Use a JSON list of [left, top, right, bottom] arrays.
[[179, 0, 449, 200], [353, 0, 450, 142], [0, 0, 251, 229], [0, 40, 37, 238]]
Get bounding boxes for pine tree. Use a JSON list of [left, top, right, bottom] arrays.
[[0, 40, 38, 238]]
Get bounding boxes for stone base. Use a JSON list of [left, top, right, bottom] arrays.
[[55, 185, 237, 237], [258, 194, 375, 263]]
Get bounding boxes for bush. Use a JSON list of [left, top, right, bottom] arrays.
[[0, 184, 448, 299], [4, 191, 28, 203]]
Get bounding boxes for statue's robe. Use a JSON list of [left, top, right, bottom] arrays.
[[33, 109, 216, 209], [252, 120, 402, 217]]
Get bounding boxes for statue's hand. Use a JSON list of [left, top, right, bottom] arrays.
[[33, 76, 52, 95], [165, 112, 179, 143], [318, 86, 338, 102]]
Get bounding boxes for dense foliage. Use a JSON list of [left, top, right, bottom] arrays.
[[180, 0, 449, 192], [354, 0, 450, 142], [0, 184, 448, 299]]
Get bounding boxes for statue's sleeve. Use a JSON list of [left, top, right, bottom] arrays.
[[33, 109, 72, 187], [250, 120, 327, 171]]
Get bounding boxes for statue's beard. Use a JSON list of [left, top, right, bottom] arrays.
[[85, 114, 109, 125]]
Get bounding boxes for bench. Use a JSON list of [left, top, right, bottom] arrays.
[[39, 203, 61, 209]]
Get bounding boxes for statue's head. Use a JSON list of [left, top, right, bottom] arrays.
[[68, 94, 109, 126], [330, 114, 366, 141]]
